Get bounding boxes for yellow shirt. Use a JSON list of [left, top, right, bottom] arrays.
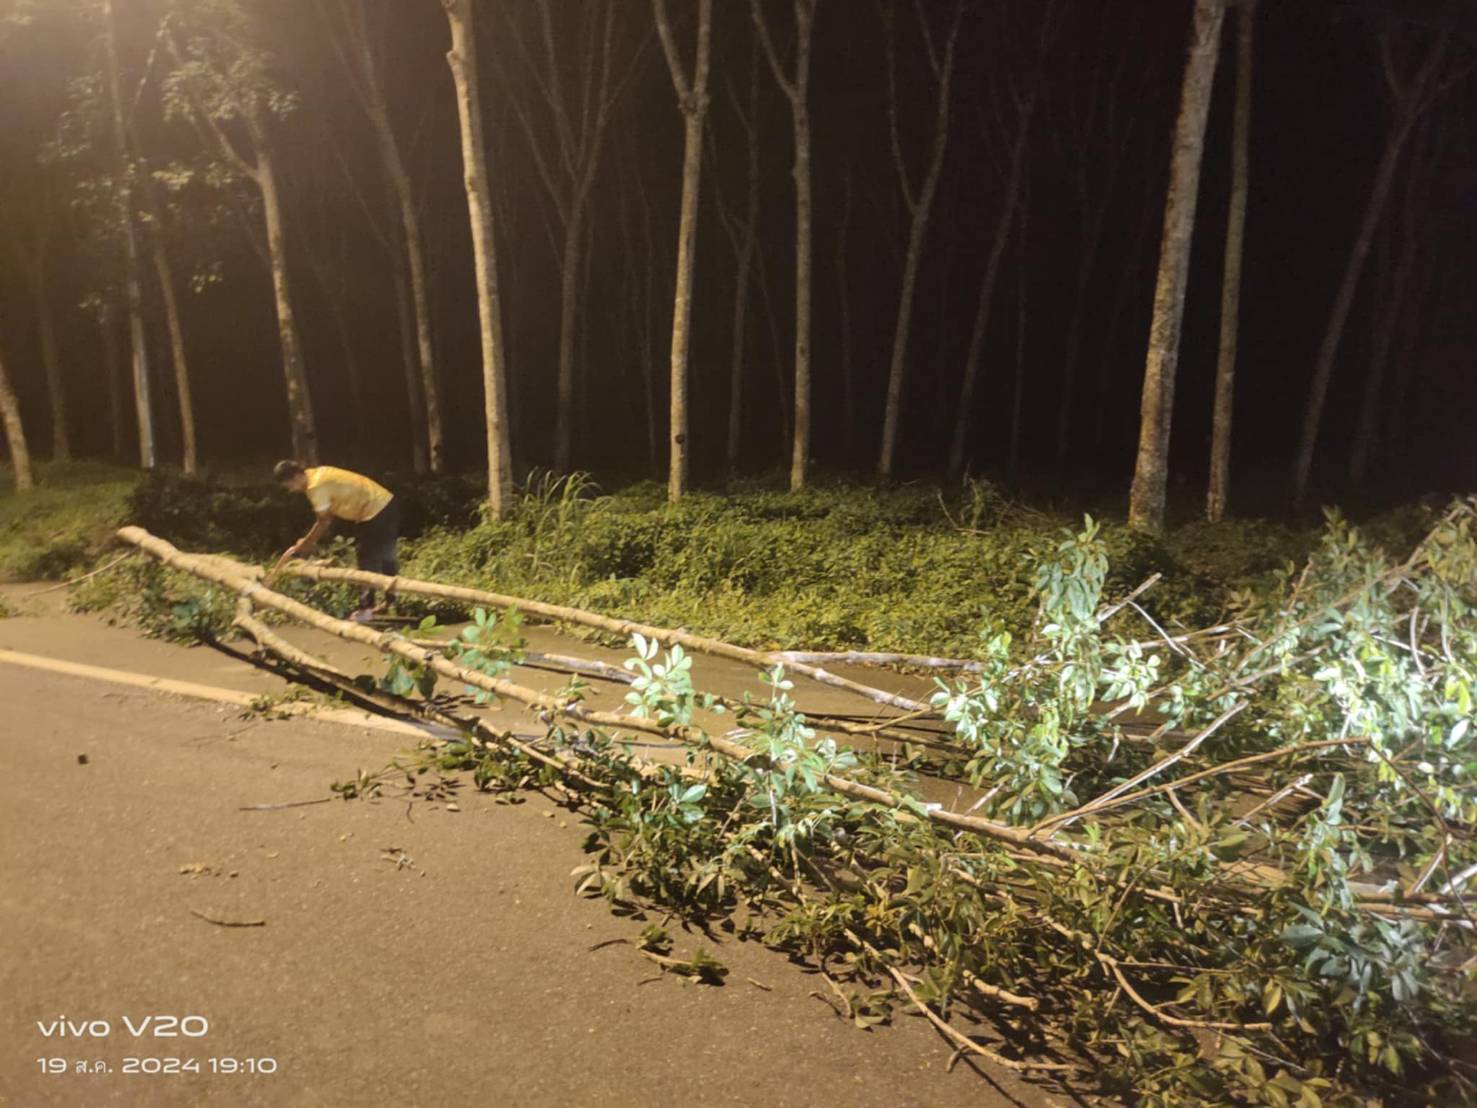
[[305, 466, 392, 523]]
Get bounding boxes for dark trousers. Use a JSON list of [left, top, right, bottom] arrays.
[[348, 496, 400, 609]]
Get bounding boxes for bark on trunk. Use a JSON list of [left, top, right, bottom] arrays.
[[100, 305, 126, 461], [726, 206, 755, 478], [750, 0, 816, 489], [255, 138, 318, 465], [443, 0, 514, 517], [789, 97, 813, 492], [351, 14, 445, 473], [103, 0, 155, 469], [150, 241, 198, 475], [654, 0, 714, 503], [0, 344, 34, 491], [1206, 0, 1256, 523], [1126, 0, 1225, 534], [1291, 31, 1447, 512], [554, 207, 584, 474], [837, 175, 855, 461]]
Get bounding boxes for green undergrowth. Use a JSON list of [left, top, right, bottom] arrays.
[[401, 473, 1327, 655], [0, 461, 137, 580], [3, 462, 1445, 657]]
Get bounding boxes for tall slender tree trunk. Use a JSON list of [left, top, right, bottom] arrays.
[[1206, 0, 1256, 522], [836, 174, 855, 462], [554, 207, 584, 474], [350, 12, 445, 473], [1127, 0, 1225, 534], [1055, 199, 1107, 460], [396, 179, 445, 473], [750, 0, 815, 489], [753, 232, 793, 449], [1384, 231, 1437, 463], [1095, 183, 1157, 447], [654, 0, 714, 502], [100, 305, 126, 461], [789, 98, 813, 491], [1007, 172, 1031, 482], [150, 243, 198, 475], [878, 214, 930, 479], [1291, 30, 1447, 511], [948, 98, 1032, 478], [1348, 114, 1433, 490], [443, 0, 513, 516], [254, 139, 318, 464], [1348, 223, 1411, 490], [877, 2, 964, 481], [725, 177, 757, 478], [0, 344, 33, 491], [103, 0, 155, 469], [391, 262, 430, 472], [27, 256, 70, 462]]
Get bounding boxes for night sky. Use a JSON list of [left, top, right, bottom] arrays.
[[1, 0, 1474, 509]]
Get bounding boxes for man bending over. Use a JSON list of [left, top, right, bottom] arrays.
[[268, 460, 400, 623]]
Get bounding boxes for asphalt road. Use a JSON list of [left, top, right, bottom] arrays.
[[0, 613, 1063, 1108]]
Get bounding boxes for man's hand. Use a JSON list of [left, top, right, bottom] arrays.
[[264, 544, 301, 586]]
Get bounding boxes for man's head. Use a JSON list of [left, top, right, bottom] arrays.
[[273, 459, 309, 493]]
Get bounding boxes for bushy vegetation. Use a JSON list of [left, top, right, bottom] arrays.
[[402, 472, 1314, 655], [337, 502, 1477, 1106], [0, 461, 137, 579], [4, 464, 1444, 663]]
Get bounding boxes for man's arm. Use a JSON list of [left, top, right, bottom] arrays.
[[266, 512, 334, 583]]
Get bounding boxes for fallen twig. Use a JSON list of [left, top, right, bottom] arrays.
[[190, 909, 265, 928]]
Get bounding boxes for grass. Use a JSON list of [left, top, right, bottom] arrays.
[[0, 461, 139, 581], [1, 460, 1442, 655]]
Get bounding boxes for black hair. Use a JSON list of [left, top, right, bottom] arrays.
[[273, 459, 306, 483]]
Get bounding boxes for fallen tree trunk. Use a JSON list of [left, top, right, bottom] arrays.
[[118, 526, 1075, 861], [120, 527, 1469, 921], [278, 561, 936, 713]]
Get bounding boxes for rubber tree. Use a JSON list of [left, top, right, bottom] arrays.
[[162, 1, 317, 464], [0, 340, 34, 491], [440, 0, 514, 516], [1127, 0, 1226, 534], [321, 0, 444, 473], [104, 0, 156, 468], [1206, 0, 1257, 523], [653, 0, 714, 502], [129, 113, 201, 475], [14, 205, 70, 461], [98, 304, 127, 460], [877, 0, 963, 481], [1291, 27, 1449, 511], [750, 0, 816, 491], [504, 0, 624, 475]]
